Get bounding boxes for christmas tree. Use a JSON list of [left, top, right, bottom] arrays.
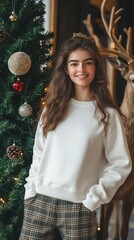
[[0, 0, 53, 239]]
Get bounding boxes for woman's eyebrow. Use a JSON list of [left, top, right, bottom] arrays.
[[68, 58, 94, 63]]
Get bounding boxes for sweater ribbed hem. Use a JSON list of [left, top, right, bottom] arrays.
[[36, 185, 86, 203]]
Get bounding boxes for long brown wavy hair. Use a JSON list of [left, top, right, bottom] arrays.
[[42, 34, 124, 136]]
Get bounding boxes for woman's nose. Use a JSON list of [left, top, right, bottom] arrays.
[[78, 63, 85, 72]]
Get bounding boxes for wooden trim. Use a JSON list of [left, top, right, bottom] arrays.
[[50, 0, 58, 53]]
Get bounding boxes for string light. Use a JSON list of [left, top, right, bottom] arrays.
[[44, 87, 48, 92], [41, 98, 45, 106], [0, 198, 5, 203], [97, 226, 101, 231], [13, 177, 19, 181], [110, 42, 115, 49]]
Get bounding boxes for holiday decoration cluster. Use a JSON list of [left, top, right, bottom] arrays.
[[7, 51, 32, 160], [8, 51, 33, 118]]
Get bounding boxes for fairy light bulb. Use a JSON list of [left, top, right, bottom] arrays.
[[110, 42, 115, 49], [44, 87, 48, 93], [97, 226, 101, 231], [0, 198, 5, 203]]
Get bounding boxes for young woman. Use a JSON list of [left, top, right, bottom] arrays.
[[19, 33, 132, 240]]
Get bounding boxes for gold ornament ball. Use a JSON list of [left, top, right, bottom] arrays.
[[8, 51, 32, 76], [18, 102, 33, 118], [9, 11, 18, 22]]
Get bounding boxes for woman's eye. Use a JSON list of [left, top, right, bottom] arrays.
[[86, 60, 94, 65], [70, 63, 78, 67]]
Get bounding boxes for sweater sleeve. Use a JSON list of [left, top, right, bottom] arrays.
[[24, 112, 45, 199], [82, 110, 132, 211]]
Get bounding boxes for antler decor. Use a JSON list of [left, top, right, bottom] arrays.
[[84, 0, 134, 62], [101, 0, 134, 62]]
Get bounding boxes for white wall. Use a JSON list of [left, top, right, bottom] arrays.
[[43, 0, 51, 31]]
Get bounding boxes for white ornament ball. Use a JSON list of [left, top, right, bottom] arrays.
[[8, 51, 32, 76], [18, 102, 32, 118]]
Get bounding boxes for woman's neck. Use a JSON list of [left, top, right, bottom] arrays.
[[74, 87, 94, 102]]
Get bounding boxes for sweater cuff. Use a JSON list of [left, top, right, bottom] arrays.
[[82, 195, 101, 212]]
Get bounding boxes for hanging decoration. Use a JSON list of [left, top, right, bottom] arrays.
[[7, 143, 23, 160], [9, 12, 18, 22], [9, 0, 18, 22], [12, 77, 24, 92], [18, 102, 33, 118], [8, 52, 32, 76]]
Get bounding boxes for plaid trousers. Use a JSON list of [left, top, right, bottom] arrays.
[[19, 194, 97, 240]]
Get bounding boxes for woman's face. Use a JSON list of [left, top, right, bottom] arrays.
[[67, 48, 95, 89]]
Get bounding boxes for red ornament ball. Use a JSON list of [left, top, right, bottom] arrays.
[[12, 78, 24, 92]]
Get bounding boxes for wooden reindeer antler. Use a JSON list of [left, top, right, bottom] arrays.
[[83, 14, 121, 59], [101, 0, 134, 63], [84, 0, 134, 63]]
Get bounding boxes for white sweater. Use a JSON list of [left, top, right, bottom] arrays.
[[24, 98, 132, 211]]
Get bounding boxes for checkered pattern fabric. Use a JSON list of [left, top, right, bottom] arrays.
[[19, 194, 97, 240]]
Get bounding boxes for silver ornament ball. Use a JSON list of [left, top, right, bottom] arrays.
[[19, 102, 32, 118]]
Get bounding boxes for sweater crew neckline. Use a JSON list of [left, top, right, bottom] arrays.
[[71, 98, 96, 106]]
